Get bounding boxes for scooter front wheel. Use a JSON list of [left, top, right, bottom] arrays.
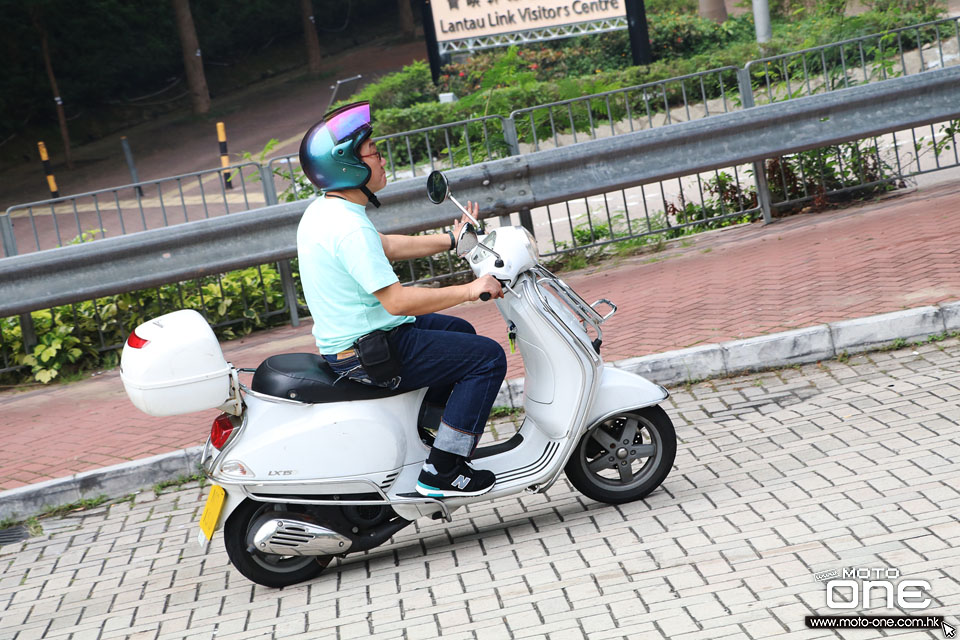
[[223, 500, 332, 588], [564, 405, 676, 504]]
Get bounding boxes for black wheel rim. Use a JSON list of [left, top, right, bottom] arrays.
[[576, 411, 663, 492], [246, 503, 326, 574]]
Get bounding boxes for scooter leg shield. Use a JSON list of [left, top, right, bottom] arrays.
[[586, 366, 670, 426]]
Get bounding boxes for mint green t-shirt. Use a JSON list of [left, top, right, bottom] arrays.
[[297, 196, 414, 354]]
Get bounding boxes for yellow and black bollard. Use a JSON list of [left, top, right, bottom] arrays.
[[37, 141, 60, 198], [217, 122, 233, 189]]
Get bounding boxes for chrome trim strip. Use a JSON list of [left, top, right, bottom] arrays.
[[238, 484, 451, 520], [239, 383, 308, 406]]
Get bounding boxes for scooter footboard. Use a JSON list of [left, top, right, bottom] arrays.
[[586, 366, 670, 426]]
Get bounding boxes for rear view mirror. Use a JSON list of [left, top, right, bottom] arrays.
[[425, 170, 481, 227], [426, 171, 449, 205]]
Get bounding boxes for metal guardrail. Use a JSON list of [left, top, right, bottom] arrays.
[[8, 17, 960, 260], [741, 16, 960, 212], [3, 18, 960, 375], [2, 66, 958, 320]]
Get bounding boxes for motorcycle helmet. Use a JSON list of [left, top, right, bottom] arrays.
[[299, 101, 381, 207]]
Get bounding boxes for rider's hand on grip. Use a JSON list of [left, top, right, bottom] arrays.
[[471, 275, 502, 302]]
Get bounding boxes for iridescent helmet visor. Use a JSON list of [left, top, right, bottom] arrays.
[[320, 101, 371, 144]]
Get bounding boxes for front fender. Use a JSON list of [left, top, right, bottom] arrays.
[[586, 365, 670, 427]]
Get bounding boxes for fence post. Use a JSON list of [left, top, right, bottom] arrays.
[[0, 213, 17, 258], [4, 214, 38, 353], [737, 67, 773, 224], [19, 313, 38, 352], [502, 116, 521, 157], [260, 162, 301, 327], [260, 163, 279, 206], [278, 259, 300, 328], [500, 116, 536, 236]]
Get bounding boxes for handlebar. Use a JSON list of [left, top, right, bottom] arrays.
[[479, 277, 510, 302]]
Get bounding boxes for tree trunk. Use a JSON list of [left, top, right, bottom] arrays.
[[32, 11, 73, 169], [300, 0, 323, 74], [397, 0, 416, 39], [698, 0, 728, 23], [171, 0, 210, 114]]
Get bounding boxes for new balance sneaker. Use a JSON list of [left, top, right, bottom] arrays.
[[416, 460, 496, 498]]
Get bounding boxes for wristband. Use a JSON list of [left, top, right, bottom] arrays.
[[447, 229, 456, 251]]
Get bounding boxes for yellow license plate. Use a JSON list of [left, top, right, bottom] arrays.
[[199, 485, 226, 541]]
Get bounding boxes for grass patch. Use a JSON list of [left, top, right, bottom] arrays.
[[153, 473, 206, 497], [489, 405, 524, 420]]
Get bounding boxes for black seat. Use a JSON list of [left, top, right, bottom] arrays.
[[250, 353, 406, 404]]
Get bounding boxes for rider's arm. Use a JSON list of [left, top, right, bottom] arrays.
[[373, 276, 502, 317], [379, 203, 478, 261], [379, 232, 450, 261]]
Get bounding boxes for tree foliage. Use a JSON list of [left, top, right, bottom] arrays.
[[0, 0, 394, 147]]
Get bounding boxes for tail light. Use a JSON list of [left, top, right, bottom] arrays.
[[210, 413, 236, 449], [126, 329, 149, 349]]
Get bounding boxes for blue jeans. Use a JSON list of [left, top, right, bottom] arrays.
[[323, 314, 507, 457]]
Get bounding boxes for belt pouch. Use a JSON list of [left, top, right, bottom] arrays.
[[354, 329, 402, 383]]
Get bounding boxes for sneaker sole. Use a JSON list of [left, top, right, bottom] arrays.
[[415, 481, 494, 498]]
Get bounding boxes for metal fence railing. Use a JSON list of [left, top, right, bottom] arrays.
[[745, 16, 960, 106], [3, 17, 960, 378], [737, 17, 960, 214], [510, 66, 742, 152], [2, 162, 266, 255]]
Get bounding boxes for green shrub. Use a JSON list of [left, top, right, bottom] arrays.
[[351, 61, 439, 111], [0, 263, 295, 385]]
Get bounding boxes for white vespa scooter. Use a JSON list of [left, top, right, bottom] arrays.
[[120, 171, 677, 588]]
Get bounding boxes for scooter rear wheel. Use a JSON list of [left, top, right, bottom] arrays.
[[564, 405, 676, 504], [224, 500, 332, 588]]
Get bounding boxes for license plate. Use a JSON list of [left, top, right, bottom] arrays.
[[199, 484, 226, 542]]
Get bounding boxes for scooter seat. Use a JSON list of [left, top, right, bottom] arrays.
[[250, 353, 407, 404]]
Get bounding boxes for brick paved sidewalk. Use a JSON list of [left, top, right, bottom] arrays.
[[0, 182, 958, 491], [2, 341, 958, 639]]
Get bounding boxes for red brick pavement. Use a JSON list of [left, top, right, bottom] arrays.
[[1, 182, 958, 491]]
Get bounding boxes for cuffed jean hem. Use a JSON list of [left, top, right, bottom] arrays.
[[434, 421, 477, 457]]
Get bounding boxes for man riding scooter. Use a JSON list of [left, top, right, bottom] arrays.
[[297, 101, 506, 498]]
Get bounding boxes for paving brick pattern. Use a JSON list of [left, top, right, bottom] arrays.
[[1, 183, 959, 492], [2, 340, 958, 639]]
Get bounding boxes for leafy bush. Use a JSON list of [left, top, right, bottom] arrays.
[[1, 263, 296, 385], [351, 61, 439, 111], [765, 141, 901, 211]]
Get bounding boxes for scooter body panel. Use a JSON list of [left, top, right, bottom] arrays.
[[497, 275, 600, 441], [586, 366, 670, 427], [222, 389, 426, 482]]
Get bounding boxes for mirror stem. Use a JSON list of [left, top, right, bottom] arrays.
[[448, 194, 481, 227]]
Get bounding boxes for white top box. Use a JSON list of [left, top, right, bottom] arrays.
[[120, 310, 233, 417]]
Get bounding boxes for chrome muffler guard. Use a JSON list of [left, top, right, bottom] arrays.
[[250, 516, 352, 556]]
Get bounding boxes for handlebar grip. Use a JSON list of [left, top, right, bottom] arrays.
[[480, 292, 491, 301]]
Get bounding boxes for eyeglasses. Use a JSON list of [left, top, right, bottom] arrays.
[[359, 145, 382, 162]]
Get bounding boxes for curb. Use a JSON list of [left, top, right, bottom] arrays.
[[2, 301, 958, 522]]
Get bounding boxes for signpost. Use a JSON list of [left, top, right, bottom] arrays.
[[420, 0, 651, 82]]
